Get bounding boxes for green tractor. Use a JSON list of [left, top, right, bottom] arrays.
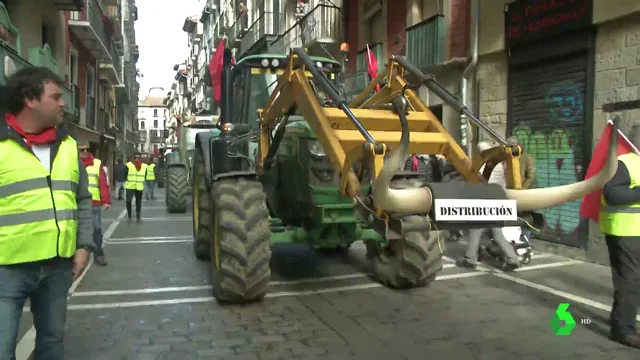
[[165, 118, 219, 213], [192, 50, 385, 303]]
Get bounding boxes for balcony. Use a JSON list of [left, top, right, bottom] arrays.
[[69, 0, 112, 60], [272, 3, 341, 57], [86, 96, 96, 129], [99, 40, 121, 84], [45, 0, 84, 11], [239, 11, 282, 56], [406, 15, 445, 71], [103, 1, 124, 55], [115, 71, 130, 105]]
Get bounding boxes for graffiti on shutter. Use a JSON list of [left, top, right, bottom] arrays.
[[509, 55, 587, 244]]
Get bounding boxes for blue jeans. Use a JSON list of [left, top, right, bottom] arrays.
[[145, 180, 155, 200], [0, 259, 73, 360], [93, 206, 104, 257]]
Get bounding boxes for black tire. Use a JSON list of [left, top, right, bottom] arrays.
[[166, 166, 188, 213], [208, 177, 271, 303], [366, 178, 445, 289], [192, 151, 210, 260]]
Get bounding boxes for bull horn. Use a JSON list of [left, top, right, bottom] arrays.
[[505, 120, 619, 211], [372, 97, 433, 215]]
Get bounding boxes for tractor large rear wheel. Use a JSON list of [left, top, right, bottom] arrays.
[[366, 178, 445, 288], [208, 177, 271, 303], [166, 166, 188, 213]]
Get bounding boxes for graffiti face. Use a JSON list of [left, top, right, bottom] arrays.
[[545, 84, 584, 123]]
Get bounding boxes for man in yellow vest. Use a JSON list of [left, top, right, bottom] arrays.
[[145, 157, 157, 200], [601, 124, 640, 349], [78, 141, 111, 266], [0, 67, 94, 359], [125, 152, 147, 221]]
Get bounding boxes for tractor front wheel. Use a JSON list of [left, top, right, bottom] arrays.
[[166, 166, 188, 213], [208, 177, 271, 303], [366, 178, 444, 288]]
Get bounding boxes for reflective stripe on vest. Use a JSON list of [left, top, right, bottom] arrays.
[[599, 153, 640, 236], [126, 162, 146, 191], [86, 158, 101, 201], [146, 164, 156, 180], [0, 136, 79, 264]]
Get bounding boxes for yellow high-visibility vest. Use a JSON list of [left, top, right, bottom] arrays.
[[86, 158, 101, 201], [125, 162, 147, 191], [599, 153, 640, 236], [0, 136, 79, 264], [146, 164, 156, 180]]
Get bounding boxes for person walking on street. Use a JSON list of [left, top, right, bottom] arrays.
[[506, 135, 537, 240], [456, 142, 521, 271], [145, 157, 157, 200], [114, 157, 127, 200], [600, 124, 640, 349], [0, 67, 94, 359], [125, 152, 147, 221], [78, 141, 111, 266]]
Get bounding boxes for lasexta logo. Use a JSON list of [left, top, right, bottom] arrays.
[[550, 303, 576, 335]]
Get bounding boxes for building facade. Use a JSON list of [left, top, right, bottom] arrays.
[[0, 0, 140, 183], [137, 88, 168, 156]]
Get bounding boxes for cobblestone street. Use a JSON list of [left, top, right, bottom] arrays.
[[14, 189, 640, 360]]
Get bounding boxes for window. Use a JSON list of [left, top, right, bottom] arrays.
[[153, 120, 158, 129], [154, 109, 158, 117], [157, 130, 162, 137], [140, 121, 145, 129]]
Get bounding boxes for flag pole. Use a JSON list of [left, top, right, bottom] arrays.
[[607, 118, 640, 155]]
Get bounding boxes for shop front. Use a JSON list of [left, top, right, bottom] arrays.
[[505, 0, 595, 247]]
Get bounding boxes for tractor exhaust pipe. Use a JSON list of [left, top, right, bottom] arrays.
[[372, 106, 620, 215], [219, 48, 234, 127]]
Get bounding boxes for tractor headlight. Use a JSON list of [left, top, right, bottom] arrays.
[[307, 140, 326, 157], [271, 59, 279, 67], [315, 61, 322, 69], [221, 123, 235, 132], [261, 59, 270, 67]]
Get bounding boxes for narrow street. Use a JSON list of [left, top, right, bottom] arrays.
[[14, 189, 639, 360]]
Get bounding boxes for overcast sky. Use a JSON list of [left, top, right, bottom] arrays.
[[134, 0, 203, 99]]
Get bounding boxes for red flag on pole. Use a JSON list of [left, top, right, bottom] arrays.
[[209, 39, 226, 104], [366, 44, 380, 92], [579, 120, 640, 222]]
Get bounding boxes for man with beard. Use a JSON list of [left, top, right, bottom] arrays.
[[0, 67, 94, 359]]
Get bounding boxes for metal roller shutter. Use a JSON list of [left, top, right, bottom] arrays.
[[508, 54, 588, 246]]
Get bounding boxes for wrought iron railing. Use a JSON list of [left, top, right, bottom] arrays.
[[271, 3, 341, 52], [406, 14, 445, 69], [70, 0, 109, 52], [241, 11, 282, 51]]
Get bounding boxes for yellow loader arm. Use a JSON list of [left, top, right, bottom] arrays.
[[256, 49, 618, 234]]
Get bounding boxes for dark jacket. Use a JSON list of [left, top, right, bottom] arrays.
[[603, 160, 640, 207], [114, 162, 127, 182]]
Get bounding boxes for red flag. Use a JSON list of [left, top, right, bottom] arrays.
[[579, 120, 639, 222], [209, 39, 226, 104], [366, 46, 381, 92]]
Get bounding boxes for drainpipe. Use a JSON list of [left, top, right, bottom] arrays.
[[460, 0, 479, 156]]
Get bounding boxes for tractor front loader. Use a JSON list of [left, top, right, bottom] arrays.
[[191, 47, 620, 304]]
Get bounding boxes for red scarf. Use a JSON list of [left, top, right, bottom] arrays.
[[133, 160, 142, 171], [81, 153, 95, 167], [5, 113, 57, 147]]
